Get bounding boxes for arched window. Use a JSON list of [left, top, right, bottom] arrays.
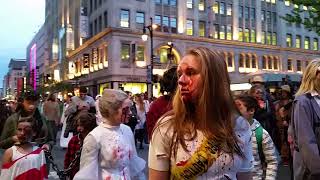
[[252, 54, 257, 69], [262, 56, 267, 69], [227, 52, 233, 68], [239, 54, 245, 68], [245, 54, 251, 68], [268, 56, 273, 69], [273, 56, 279, 70]]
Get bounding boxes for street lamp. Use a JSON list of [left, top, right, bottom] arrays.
[[142, 17, 157, 99]]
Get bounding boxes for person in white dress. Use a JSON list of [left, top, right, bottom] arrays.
[[60, 95, 73, 148], [148, 47, 254, 180], [74, 89, 145, 180]]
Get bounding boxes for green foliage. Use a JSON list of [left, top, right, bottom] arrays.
[[283, 0, 320, 35]]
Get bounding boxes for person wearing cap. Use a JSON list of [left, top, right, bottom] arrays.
[[0, 91, 53, 150], [275, 85, 293, 166], [74, 89, 145, 180]]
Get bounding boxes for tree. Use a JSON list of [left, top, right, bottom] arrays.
[[283, 0, 320, 35]]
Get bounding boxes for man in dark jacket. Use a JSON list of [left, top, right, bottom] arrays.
[[0, 91, 53, 150]]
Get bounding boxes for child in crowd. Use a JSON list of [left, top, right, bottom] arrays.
[[64, 111, 97, 180], [1, 116, 47, 179], [235, 95, 278, 180]]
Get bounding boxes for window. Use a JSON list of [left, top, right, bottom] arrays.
[[273, 57, 279, 70], [287, 59, 293, 71], [199, 21, 205, 37], [305, 37, 310, 49], [214, 24, 219, 39], [245, 7, 249, 20], [186, 20, 193, 35], [199, 0, 205, 11], [314, 38, 318, 50], [227, 4, 232, 16], [120, 10, 129, 27], [136, 12, 145, 24], [261, 10, 265, 22], [136, 46, 144, 61], [155, 0, 161, 4], [104, 11, 108, 28], [187, 0, 193, 9], [163, 0, 169, 5], [267, 32, 272, 45], [296, 35, 301, 48], [162, 16, 169, 32], [121, 43, 130, 61], [239, 6, 243, 19], [285, 0, 290, 6], [239, 28, 243, 41], [252, 55, 257, 68], [170, 0, 177, 6], [245, 54, 250, 68], [297, 60, 302, 72], [271, 0, 276, 4], [94, 19, 97, 34], [213, 2, 219, 14], [244, 28, 249, 42], [250, 29, 256, 43], [286, 34, 292, 47], [220, 25, 226, 39], [170, 17, 177, 33], [220, 2, 225, 15], [268, 57, 272, 69], [227, 26, 232, 40], [155, 15, 161, 31], [267, 11, 271, 25], [272, 12, 277, 27], [261, 31, 266, 44], [262, 56, 267, 69], [250, 8, 256, 25], [98, 16, 102, 32], [227, 53, 233, 68], [239, 54, 245, 68], [272, 33, 277, 45]]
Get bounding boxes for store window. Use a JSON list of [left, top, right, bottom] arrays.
[[226, 26, 232, 40], [136, 46, 144, 61], [220, 25, 226, 39], [199, 21, 205, 37], [250, 29, 256, 43], [244, 28, 249, 42], [239, 28, 243, 41], [214, 24, 219, 39]]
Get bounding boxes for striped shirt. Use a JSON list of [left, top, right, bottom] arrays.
[[250, 119, 278, 180]]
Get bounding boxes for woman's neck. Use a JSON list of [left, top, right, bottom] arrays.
[[102, 117, 120, 127]]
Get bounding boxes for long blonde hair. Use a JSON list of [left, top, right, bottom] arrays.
[[168, 47, 242, 158], [296, 59, 320, 96]]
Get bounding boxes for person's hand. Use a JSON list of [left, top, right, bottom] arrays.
[[42, 144, 51, 151], [12, 135, 19, 142], [282, 120, 289, 127]]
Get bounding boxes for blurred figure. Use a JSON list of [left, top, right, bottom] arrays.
[[134, 94, 149, 149], [1, 116, 47, 179], [0, 91, 53, 150], [64, 111, 97, 179], [74, 89, 145, 180], [289, 59, 320, 180], [60, 94, 73, 148], [235, 95, 278, 180], [0, 100, 12, 134], [146, 67, 177, 140], [43, 94, 61, 144]]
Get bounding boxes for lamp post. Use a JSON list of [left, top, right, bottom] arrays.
[[142, 17, 157, 99]]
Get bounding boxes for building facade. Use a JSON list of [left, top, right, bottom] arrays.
[[6, 59, 27, 99], [64, 0, 320, 97], [26, 24, 50, 91]]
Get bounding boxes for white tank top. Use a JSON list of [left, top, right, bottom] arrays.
[[11, 145, 38, 161]]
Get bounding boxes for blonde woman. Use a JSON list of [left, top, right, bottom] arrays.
[[289, 59, 320, 180], [149, 47, 253, 179], [74, 89, 145, 180]]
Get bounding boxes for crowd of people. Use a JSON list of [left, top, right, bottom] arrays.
[[0, 47, 319, 180]]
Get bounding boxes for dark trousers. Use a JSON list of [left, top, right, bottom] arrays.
[[48, 121, 58, 143]]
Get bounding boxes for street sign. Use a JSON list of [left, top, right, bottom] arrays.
[[147, 65, 152, 83]]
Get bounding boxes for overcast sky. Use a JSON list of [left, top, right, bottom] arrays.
[[0, 0, 45, 87]]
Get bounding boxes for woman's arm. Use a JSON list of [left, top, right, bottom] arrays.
[[2, 148, 13, 164], [149, 168, 169, 180], [80, 134, 99, 169]]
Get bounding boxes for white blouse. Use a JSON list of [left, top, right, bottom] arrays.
[[149, 116, 254, 180], [78, 123, 145, 180]]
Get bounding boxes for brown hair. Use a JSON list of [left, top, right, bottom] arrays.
[[75, 111, 97, 132], [165, 47, 242, 158]]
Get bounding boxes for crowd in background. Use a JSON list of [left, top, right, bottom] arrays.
[[0, 47, 319, 180]]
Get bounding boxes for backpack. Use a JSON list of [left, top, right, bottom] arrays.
[[255, 126, 265, 163]]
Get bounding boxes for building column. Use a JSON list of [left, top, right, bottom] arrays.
[[193, 0, 199, 36], [256, 0, 262, 43], [232, 0, 239, 40], [178, 0, 187, 34]]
